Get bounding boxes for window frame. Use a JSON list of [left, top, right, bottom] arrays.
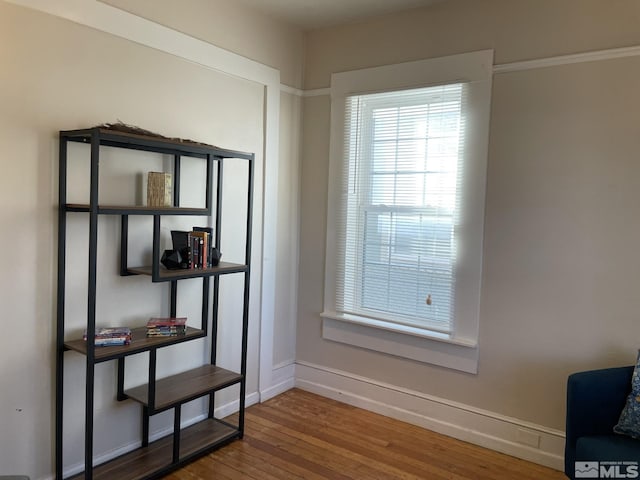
[[343, 84, 464, 333], [322, 50, 494, 374]]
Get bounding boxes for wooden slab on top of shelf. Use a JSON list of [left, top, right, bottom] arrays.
[[68, 418, 239, 480], [124, 365, 242, 412], [64, 326, 205, 362], [128, 261, 248, 281], [61, 126, 254, 161]]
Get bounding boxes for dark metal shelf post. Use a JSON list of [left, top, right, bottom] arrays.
[[55, 135, 68, 480], [84, 129, 102, 479], [117, 358, 127, 401], [170, 281, 178, 318], [173, 405, 182, 463], [238, 154, 255, 436], [152, 215, 161, 280], [120, 215, 130, 276], [173, 154, 181, 207], [209, 157, 224, 418]]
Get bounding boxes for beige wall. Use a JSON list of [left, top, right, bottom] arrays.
[[101, 0, 305, 88], [304, 0, 640, 89], [298, 0, 640, 431]]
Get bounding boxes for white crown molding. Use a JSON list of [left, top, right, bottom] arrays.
[[280, 84, 304, 96], [286, 44, 640, 94], [5, 0, 279, 82], [302, 87, 331, 97], [280, 85, 331, 97], [493, 44, 640, 74]]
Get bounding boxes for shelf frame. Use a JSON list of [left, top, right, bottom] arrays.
[[56, 127, 255, 480]]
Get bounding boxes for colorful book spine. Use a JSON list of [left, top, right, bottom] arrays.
[[93, 337, 131, 346], [178, 228, 215, 269], [147, 317, 187, 327], [84, 326, 132, 346], [146, 317, 187, 337], [191, 234, 200, 269]]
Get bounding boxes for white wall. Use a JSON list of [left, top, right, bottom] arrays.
[[273, 91, 302, 369], [0, 1, 302, 478], [297, 0, 640, 467]]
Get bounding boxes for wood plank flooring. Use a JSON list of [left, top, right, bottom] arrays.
[[164, 389, 566, 480]]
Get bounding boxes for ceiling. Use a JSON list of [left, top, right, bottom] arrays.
[[237, 0, 446, 30]]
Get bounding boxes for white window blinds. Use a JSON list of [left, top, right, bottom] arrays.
[[337, 83, 466, 333]]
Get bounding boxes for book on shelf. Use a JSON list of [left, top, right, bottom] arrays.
[[146, 317, 187, 337], [188, 227, 218, 270], [191, 230, 207, 269], [92, 337, 131, 346], [83, 326, 132, 346], [190, 231, 201, 269]]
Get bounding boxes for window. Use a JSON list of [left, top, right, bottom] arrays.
[[341, 84, 464, 333], [322, 51, 493, 373]]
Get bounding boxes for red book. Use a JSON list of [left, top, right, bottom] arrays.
[[147, 317, 187, 327]]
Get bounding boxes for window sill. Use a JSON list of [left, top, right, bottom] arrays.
[[320, 312, 479, 374]]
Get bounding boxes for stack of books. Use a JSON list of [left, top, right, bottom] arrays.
[[146, 317, 187, 337], [189, 227, 213, 269], [83, 327, 132, 346], [169, 227, 220, 270]]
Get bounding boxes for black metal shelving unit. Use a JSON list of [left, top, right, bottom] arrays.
[[56, 128, 254, 480]]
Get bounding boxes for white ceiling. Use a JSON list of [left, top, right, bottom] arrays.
[[237, 0, 445, 30]]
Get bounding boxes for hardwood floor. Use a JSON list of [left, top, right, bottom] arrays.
[[165, 389, 566, 480]]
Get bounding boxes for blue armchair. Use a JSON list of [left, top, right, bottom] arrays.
[[565, 366, 640, 479]]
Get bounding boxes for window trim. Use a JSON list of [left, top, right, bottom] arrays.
[[322, 50, 493, 373]]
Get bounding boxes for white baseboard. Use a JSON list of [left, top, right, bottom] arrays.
[[294, 361, 565, 471], [46, 362, 566, 480], [50, 391, 260, 480], [260, 361, 296, 401]]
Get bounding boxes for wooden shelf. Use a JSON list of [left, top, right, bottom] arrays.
[[124, 365, 243, 412], [68, 418, 239, 480], [65, 203, 209, 216], [64, 327, 205, 363], [127, 261, 248, 282]]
